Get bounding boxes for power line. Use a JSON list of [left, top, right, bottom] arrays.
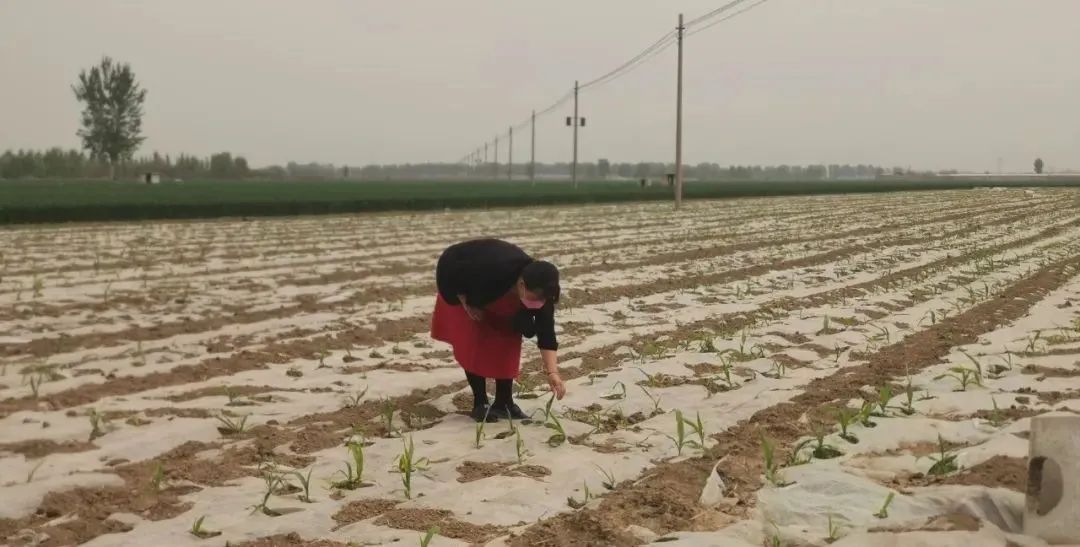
[[684, 0, 753, 28], [687, 0, 770, 37], [579, 30, 677, 91]]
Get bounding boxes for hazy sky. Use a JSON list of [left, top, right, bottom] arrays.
[[2, 1, 1077, 172]]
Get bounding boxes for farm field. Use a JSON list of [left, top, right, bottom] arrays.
[[2, 188, 1080, 546]]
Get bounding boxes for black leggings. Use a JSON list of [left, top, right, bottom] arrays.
[[465, 371, 513, 408]]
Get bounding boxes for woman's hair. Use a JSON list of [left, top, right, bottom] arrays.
[[522, 260, 560, 303]]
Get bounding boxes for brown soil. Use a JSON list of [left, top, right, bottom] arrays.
[[230, 532, 352, 547], [331, 499, 399, 529], [890, 456, 1027, 493], [871, 512, 982, 533], [0, 439, 97, 459], [375, 508, 508, 544], [1021, 364, 1080, 378], [163, 384, 301, 402], [456, 461, 552, 483]]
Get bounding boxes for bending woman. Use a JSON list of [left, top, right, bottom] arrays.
[[431, 238, 566, 422]]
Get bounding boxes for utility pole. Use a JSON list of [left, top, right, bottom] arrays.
[[484, 143, 488, 165], [572, 80, 580, 189], [494, 135, 499, 180], [674, 13, 685, 210], [530, 110, 537, 186], [508, 126, 514, 181]]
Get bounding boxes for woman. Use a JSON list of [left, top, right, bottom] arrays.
[[431, 238, 566, 422]]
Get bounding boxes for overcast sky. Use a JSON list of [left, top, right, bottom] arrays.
[[1, 0, 1077, 172]]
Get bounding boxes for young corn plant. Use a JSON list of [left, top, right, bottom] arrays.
[[419, 526, 439, 547], [332, 441, 371, 490], [515, 429, 530, 464], [545, 413, 567, 447], [88, 408, 106, 441], [189, 515, 221, 539], [151, 462, 166, 492], [874, 492, 896, 519], [600, 381, 627, 401], [474, 406, 492, 449], [28, 374, 43, 399], [250, 465, 285, 516], [834, 407, 859, 444], [664, 410, 703, 456], [874, 385, 893, 417], [567, 480, 592, 509], [639, 385, 664, 416], [381, 397, 397, 437], [811, 424, 843, 459], [926, 434, 959, 476], [215, 413, 249, 436], [761, 433, 789, 487], [934, 367, 981, 391], [900, 376, 916, 415], [26, 459, 46, 483], [342, 386, 369, 409], [786, 439, 813, 467], [826, 514, 845, 544], [290, 467, 315, 502], [986, 397, 1006, 428], [595, 465, 617, 490], [397, 435, 429, 499]]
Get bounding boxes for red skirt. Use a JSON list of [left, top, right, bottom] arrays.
[[431, 290, 523, 380]]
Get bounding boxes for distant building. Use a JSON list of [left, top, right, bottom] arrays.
[[144, 172, 161, 184]]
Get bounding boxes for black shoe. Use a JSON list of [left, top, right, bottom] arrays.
[[489, 402, 529, 421], [471, 403, 498, 423]]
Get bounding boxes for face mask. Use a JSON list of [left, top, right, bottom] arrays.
[[521, 297, 546, 310]]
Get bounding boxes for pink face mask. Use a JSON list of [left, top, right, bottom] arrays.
[[521, 298, 546, 310]]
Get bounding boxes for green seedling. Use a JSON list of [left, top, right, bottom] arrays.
[[250, 466, 284, 516], [787, 439, 813, 466], [596, 465, 616, 490], [567, 480, 591, 509], [761, 433, 788, 486], [474, 406, 492, 448], [639, 385, 663, 415], [545, 413, 567, 447], [151, 462, 166, 492], [834, 407, 859, 444], [764, 360, 786, 379], [215, 413, 248, 436], [398, 435, 429, 499], [135, 341, 148, 368], [529, 392, 557, 422], [858, 401, 877, 428], [987, 397, 1005, 428], [419, 526, 439, 547], [664, 409, 703, 456], [26, 458, 46, 483], [88, 408, 106, 441], [290, 467, 315, 502], [342, 386, 369, 408], [901, 377, 916, 415], [189, 515, 221, 539], [874, 492, 895, 519], [811, 424, 843, 459], [826, 514, 845, 543], [934, 367, 981, 391], [875, 385, 893, 416], [959, 350, 985, 381], [515, 429, 530, 464], [766, 521, 783, 547], [600, 381, 627, 401], [381, 397, 397, 436], [28, 374, 43, 399], [1025, 331, 1044, 353], [926, 434, 959, 476], [32, 275, 43, 298], [686, 411, 706, 449], [333, 440, 371, 490]]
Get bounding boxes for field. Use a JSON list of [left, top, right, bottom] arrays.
[[3, 178, 1079, 224], [2, 188, 1080, 546]]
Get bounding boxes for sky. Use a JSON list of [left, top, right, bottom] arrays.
[[1, 0, 1077, 172]]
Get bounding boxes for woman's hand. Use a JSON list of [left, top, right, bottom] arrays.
[[547, 371, 566, 400]]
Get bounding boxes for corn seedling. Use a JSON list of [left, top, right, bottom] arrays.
[[332, 440, 370, 490], [639, 385, 663, 415], [600, 381, 627, 401], [28, 374, 43, 398], [515, 429, 530, 464], [664, 410, 702, 456], [88, 408, 106, 441], [874, 492, 895, 519], [342, 386, 369, 409], [474, 406, 492, 448], [787, 438, 813, 466], [189, 515, 221, 539], [250, 467, 284, 516], [381, 397, 397, 436], [397, 435, 429, 499], [764, 359, 787, 379], [596, 465, 616, 490], [959, 350, 985, 381], [858, 401, 877, 428], [215, 413, 248, 436], [874, 385, 893, 417], [988, 397, 1006, 428], [766, 521, 783, 547], [761, 433, 788, 486], [926, 434, 959, 476], [317, 350, 330, 368], [419, 526, 439, 547], [1025, 331, 1044, 353], [934, 367, 981, 391], [686, 411, 706, 449], [290, 467, 315, 502], [32, 275, 43, 298], [151, 462, 166, 492], [826, 514, 845, 543], [567, 480, 592, 509], [26, 458, 45, 483], [545, 413, 567, 447], [901, 376, 916, 415], [834, 407, 858, 444], [811, 424, 843, 459]]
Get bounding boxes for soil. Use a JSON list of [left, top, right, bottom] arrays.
[[230, 533, 352, 547], [375, 508, 508, 544], [455, 461, 552, 483], [331, 499, 400, 529], [0, 439, 97, 459]]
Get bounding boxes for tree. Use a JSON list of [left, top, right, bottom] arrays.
[[210, 152, 234, 177], [72, 57, 147, 179], [1034, 157, 1044, 174], [233, 156, 250, 177]]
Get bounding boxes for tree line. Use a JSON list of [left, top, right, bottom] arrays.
[[0, 148, 254, 180]]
